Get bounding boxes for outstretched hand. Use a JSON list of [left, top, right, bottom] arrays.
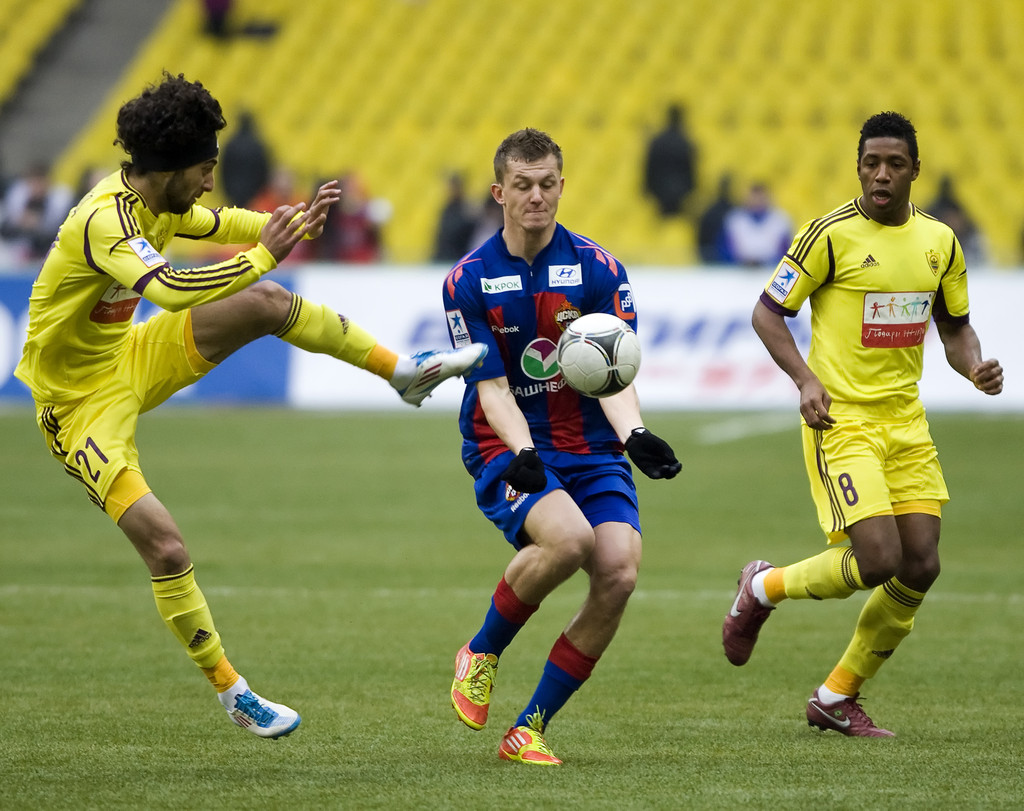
[[302, 180, 341, 240], [258, 180, 341, 262]]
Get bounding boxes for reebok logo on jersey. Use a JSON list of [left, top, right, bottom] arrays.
[[482, 275, 523, 294], [861, 254, 880, 267], [127, 236, 165, 268], [548, 263, 582, 287]]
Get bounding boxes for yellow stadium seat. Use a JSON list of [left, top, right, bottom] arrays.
[[52, 0, 1024, 266]]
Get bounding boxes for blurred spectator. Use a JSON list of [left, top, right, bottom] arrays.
[[721, 182, 792, 267], [250, 166, 300, 212], [469, 191, 504, 251], [74, 166, 109, 204], [697, 173, 734, 264], [432, 172, 477, 262], [249, 167, 312, 263], [202, 0, 232, 38], [0, 162, 73, 262], [314, 172, 386, 262], [927, 174, 986, 267], [220, 111, 271, 208], [643, 103, 697, 218]]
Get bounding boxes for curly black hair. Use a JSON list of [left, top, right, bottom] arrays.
[[114, 71, 226, 172], [858, 111, 919, 164]]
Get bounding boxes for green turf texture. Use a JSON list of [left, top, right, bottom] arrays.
[[2, 408, 1021, 809]]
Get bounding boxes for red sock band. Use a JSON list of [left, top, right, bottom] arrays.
[[493, 577, 539, 625], [548, 633, 598, 683]]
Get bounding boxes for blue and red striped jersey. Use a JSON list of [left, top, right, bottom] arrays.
[[441, 223, 637, 475]]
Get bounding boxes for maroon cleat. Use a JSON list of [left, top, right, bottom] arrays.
[[722, 559, 775, 666], [806, 688, 895, 737]]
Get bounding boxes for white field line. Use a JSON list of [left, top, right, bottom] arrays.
[[695, 413, 797, 445], [0, 584, 1020, 605]]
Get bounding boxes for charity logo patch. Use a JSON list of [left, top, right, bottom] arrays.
[[861, 291, 934, 348], [521, 337, 560, 380], [548, 263, 582, 287], [127, 236, 165, 268], [766, 261, 800, 304], [481, 275, 523, 294], [89, 280, 141, 324]]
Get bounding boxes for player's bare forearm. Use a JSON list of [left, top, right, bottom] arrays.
[[752, 300, 835, 428], [598, 384, 643, 443], [936, 321, 1003, 395], [477, 376, 535, 453]]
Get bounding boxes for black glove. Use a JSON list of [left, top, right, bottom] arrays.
[[625, 428, 681, 480], [500, 447, 548, 493]]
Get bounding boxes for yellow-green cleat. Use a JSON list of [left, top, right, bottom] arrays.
[[451, 642, 498, 730], [498, 725, 562, 766]]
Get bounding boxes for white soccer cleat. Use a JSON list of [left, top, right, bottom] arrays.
[[227, 688, 301, 739], [398, 343, 488, 406]]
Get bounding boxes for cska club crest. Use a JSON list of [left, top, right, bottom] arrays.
[[925, 249, 940, 275]]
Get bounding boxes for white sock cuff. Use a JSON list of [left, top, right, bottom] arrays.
[[751, 570, 773, 607], [217, 674, 250, 710]]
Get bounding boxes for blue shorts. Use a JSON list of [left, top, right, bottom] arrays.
[[474, 449, 640, 550]]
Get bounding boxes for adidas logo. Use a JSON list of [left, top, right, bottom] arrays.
[[188, 628, 213, 649], [861, 254, 880, 268]]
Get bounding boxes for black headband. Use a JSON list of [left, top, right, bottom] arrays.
[[131, 134, 219, 172]]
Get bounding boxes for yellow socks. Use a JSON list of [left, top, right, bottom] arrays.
[[274, 293, 397, 379], [151, 566, 224, 670], [837, 578, 925, 681], [824, 665, 864, 698], [774, 547, 867, 602], [202, 655, 241, 693]]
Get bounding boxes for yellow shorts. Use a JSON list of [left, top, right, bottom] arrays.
[[801, 407, 947, 544], [33, 309, 215, 520]]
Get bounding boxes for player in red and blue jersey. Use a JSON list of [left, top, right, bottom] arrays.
[[443, 128, 681, 766]]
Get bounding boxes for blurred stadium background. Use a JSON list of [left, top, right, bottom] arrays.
[[1, 0, 1021, 412], [1, 0, 1024, 267]]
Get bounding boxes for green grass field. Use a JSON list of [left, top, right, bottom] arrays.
[[1, 407, 1021, 809]]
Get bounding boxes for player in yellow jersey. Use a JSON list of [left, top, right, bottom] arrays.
[[721, 112, 1003, 736], [14, 73, 486, 738]]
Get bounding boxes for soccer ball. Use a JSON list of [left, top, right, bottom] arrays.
[[557, 313, 641, 398]]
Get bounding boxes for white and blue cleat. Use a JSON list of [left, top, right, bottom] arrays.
[[398, 343, 488, 406], [227, 688, 301, 739]]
